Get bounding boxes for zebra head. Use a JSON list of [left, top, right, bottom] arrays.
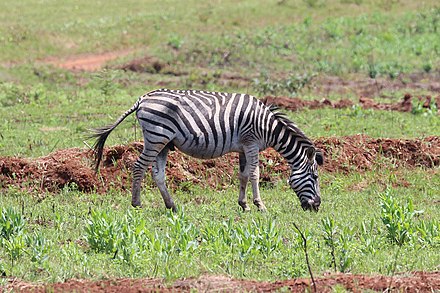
[[288, 146, 324, 212]]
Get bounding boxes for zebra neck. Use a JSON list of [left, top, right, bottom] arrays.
[[272, 135, 312, 170]]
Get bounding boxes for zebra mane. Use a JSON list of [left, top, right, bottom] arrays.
[[268, 104, 311, 143]]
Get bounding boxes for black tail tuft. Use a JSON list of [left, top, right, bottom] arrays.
[[89, 124, 115, 173]]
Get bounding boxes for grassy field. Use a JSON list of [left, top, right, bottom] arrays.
[[1, 0, 439, 287], [1, 169, 439, 282]]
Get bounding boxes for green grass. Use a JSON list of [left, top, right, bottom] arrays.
[[0, 0, 436, 61], [0, 83, 439, 157], [1, 1, 440, 85], [0, 169, 439, 283], [1, 0, 439, 286]]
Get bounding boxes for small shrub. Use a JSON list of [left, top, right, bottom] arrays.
[[0, 83, 25, 107], [253, 72, 315, 96], [168, 34, 184, 50], [93, 70, 118, 97], [368, 63, 379, 78], [422, 62, 432, 73]]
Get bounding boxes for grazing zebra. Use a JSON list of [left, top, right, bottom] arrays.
[[91, 89, 324, 212]]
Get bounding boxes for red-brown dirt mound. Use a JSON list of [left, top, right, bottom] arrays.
[[7, 271, 440, 292], [262, 94, 440, 113], [1, 135, 438, 194]]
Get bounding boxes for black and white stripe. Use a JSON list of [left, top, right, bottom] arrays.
[[91, 89, 323, 212]]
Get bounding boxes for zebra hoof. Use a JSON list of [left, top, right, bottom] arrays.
[[239, 202, 251, 212], [253, 201, 267, 212], [258, 206, 267, 212], [131, 202, 142, 208]]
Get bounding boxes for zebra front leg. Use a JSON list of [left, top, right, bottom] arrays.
[[152, 147, 176, 212], [238, 152, 251, 212], [244, 147, 267, 211], [245, 149, 267, 212], [250, 164, 267, 211]]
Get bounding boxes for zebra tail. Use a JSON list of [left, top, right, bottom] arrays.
[[89, 98, 141, 172]]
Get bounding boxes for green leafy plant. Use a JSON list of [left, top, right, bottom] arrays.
[[359, 219, 380, 254], [0, 207, 25, 241], [117, 211, 149, 263], [415, 220, 440, 247], [26, 231, 50, 265], [251, 218, 282, 259], [321, 217, 338, 271], [168, 34, 184, 50], [380, 190, 422, 246], [337, 226, 354, 272], [166, 208, 199, 255], [3, 234, 26, 264], [84, 209, 121, 254], [411, 98, 438, 116]]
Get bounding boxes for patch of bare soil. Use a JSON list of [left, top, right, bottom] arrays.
[[44, 49, 137, 71], [7, 271, 440, 292], [118, 56, 251, 89], [262, 93, 440, 113], [0, 135, 438, 193], [41, 50, 440, 98], [312, 72, 440, 98]]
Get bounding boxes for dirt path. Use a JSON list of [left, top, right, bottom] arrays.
[[1, 135, 438, 194], [7, 271, 440, 292], [43, 49, 137, 71]]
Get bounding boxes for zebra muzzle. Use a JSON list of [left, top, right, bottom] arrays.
[[301, 199, 320, 212]]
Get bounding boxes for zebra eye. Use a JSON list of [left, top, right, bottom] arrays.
[[312, 174, 318, 180]]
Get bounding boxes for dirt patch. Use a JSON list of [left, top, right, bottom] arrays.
[[41, 50, 440, 99], [44, 49, 137, 71], [119, 56, 170, 74], [312, 72, 440, 98], [1, 135, 438, 194], [316, 135, 440, 173], [262, 93, 440, 113], [7, 271, 440, 292], [118, 57, 251, 89]]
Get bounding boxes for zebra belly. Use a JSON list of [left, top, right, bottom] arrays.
[[172, 134, 242, 159]]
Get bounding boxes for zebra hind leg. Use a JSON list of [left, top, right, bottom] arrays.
[[238, 153, 251, 212], [152, 146, 176, 212], [131, 148, 158, 208]]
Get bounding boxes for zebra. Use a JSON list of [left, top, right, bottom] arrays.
[[91, 89, 324, 212]]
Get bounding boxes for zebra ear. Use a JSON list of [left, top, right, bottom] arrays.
[[306, 147, 316, 162], [307, 147, 324, 166], [316, 151, 324, 166]]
